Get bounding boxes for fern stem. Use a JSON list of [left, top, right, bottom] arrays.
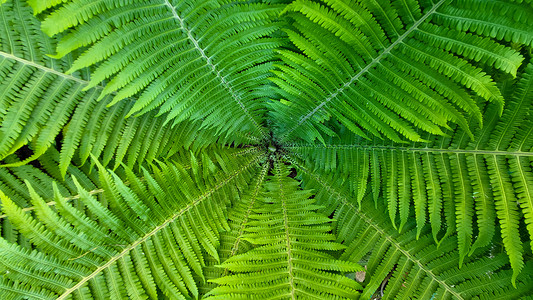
[[0, 188, 104, 219], [224, 163, 269, 276], [0, 51, 90, 85], [274, 158, 296, 299], [162, 0, 268, 139], [286, 144, 533, 157], [0, 150, 238, 220]]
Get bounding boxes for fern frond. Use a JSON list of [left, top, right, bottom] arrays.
[[0, 147, 100, 246], [200, 162, 270, 295], [208, 160, 362, 299], [1, 0, 240, 176], [285, 61, 533, 282], [273, 0, 530, 143], [0, 146, 264, 299], [292, 158, 533, 299], [1, 0, 532, 297], [432, 0, 533, 46], [30, 0, 285, 139]]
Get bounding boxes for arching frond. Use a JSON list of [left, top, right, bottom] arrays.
[[293, 158, 533, 298], [0, 0, 239, 177], [0, 147, 99, 247], [272, 0, 531, 144], [200, 162, 270, 296], [285, 62, 533, 283], [0, 147, 264, 299], [30, 0, 285, 140]]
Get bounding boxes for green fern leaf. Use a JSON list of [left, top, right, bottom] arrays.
[[285, 61, 533, 281], [293, 158, 533, 299], [209, 161, 362, 299], [0, 147, 264, 298], [273, 0, 530, 143]]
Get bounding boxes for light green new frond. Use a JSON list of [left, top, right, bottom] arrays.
[[208, 160, 362, 299], [0, 146, 264, 299], [200, 162, 270, 296], [0, 148, 100, 246], [273, 0, 530, 144]]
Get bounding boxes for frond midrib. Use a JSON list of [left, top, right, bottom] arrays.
[[0, 50, 90, 85], [290, 158, 465, 300], [226, 163, 269, 263], [0, 149, 222, 219], [57, 154, 263, 299], [279, 0, 447, 142], [492, 72, 533, 150], [163, 0, 267, 139], [286, 144, 533, 157], [275, 160, 296, 299], [0, 188, 104, 220]]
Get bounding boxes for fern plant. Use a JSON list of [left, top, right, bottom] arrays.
[[0, 0, 532, 299]]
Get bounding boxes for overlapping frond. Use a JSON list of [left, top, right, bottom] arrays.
[[200, 162, 270, 296], [0, 146, 264, 299], [0, 148, 98, 246], [29, 0, 285, 139], [0, 0, 532, 298], [292, 158, 533, 299], [208, 160, 362, 299], [0, 0, 236, 177], [272, 0, 531, 144], [286, 62, 533, 283]]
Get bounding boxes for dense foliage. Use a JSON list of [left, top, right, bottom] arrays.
[[0, 0, 532, 299]]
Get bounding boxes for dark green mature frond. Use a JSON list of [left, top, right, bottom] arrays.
[[286, 62, 533, 283], [292, 158, 533, 299], [30, 0, 284, 140], [0, 0, 237, 178], [0, 146, 264, 299], [208, 160, 362, 299], [272, 0, 530, 144]]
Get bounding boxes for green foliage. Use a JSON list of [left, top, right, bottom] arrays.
[[0, 0, 235, 177], [0, 146, 262, 299], [272, 0, 531, 144], [209, 162, 362, 299], [287, 62, 533, 283], [295, 163, 533, 299], [0, 0, 532, 299], [32, 0, 283, 139]]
